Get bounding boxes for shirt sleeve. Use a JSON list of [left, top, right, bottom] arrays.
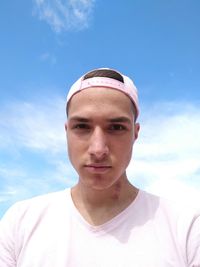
[[0, 204, 20, 267]]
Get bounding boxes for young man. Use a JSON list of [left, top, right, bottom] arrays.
[[0, 68, 199, 266]]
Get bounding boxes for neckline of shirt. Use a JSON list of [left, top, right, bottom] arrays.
[[64, 188, 143, 235]]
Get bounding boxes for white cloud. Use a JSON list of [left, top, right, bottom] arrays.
[[33, 0, 95, 32], [0, 165, 27, 204], [128, 101, 200, 204], [0, 97, 66, 153]]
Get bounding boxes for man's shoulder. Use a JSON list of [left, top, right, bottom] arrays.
[[17, 188, 69, 207], [1, 188, 71, 224], [139, 190, 200, 226]]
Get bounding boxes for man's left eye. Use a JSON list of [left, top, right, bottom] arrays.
[[109, 124, 126, 131]]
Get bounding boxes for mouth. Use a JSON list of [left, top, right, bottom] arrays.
[[84, 164, 112, 173]]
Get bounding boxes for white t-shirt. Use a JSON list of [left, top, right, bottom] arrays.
[[0, 189, 199, 267]]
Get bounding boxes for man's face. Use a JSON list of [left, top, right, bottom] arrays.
[[66, 87, 140, 191]]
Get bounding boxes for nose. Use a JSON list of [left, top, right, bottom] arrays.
[[88, 127, 109, 160]]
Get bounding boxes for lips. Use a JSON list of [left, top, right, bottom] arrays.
[[84, 164, 112, 173]]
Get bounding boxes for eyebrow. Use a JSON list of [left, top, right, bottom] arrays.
[[108, 117, 132, 124], [69, 116, 90, 122], [69, 116, 132, 124]]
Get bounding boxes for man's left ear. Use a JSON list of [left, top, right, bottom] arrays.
[[134, 122, 140, 140]]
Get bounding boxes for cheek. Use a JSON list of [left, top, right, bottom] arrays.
[[125, 138, 134, 158], [67, 135, 87, 160], [67, 143, 80, 172], [113, 138, 133, 160], [123, 143, 133, 160], [67, 135, 76, 160]]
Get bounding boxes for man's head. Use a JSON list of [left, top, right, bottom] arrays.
[[65, 68, 140, 190]]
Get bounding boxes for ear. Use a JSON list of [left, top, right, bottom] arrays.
[[65, 122, 67, 132], [134, 122, 140, 140]]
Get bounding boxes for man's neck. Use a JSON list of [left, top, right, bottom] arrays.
[[71, 177, 138, 226]]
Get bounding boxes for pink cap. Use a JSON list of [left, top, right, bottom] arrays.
[[67, 68, 139, 119]]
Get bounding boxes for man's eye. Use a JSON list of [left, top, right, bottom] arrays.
[[109, 124, 126, 131], [73, 124, 90, 130]]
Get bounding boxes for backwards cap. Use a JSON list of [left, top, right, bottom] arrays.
[[67, 68, 139, 119]]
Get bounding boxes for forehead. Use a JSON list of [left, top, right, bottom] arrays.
[[67, 87, 134, 119]]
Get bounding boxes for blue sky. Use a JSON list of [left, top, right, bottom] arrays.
[[0, 0, 200, 218]]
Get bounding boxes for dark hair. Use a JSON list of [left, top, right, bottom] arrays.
[[83, 69, 124, 83]]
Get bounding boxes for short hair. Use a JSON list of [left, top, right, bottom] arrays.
[[83, 69, 124, 83]]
